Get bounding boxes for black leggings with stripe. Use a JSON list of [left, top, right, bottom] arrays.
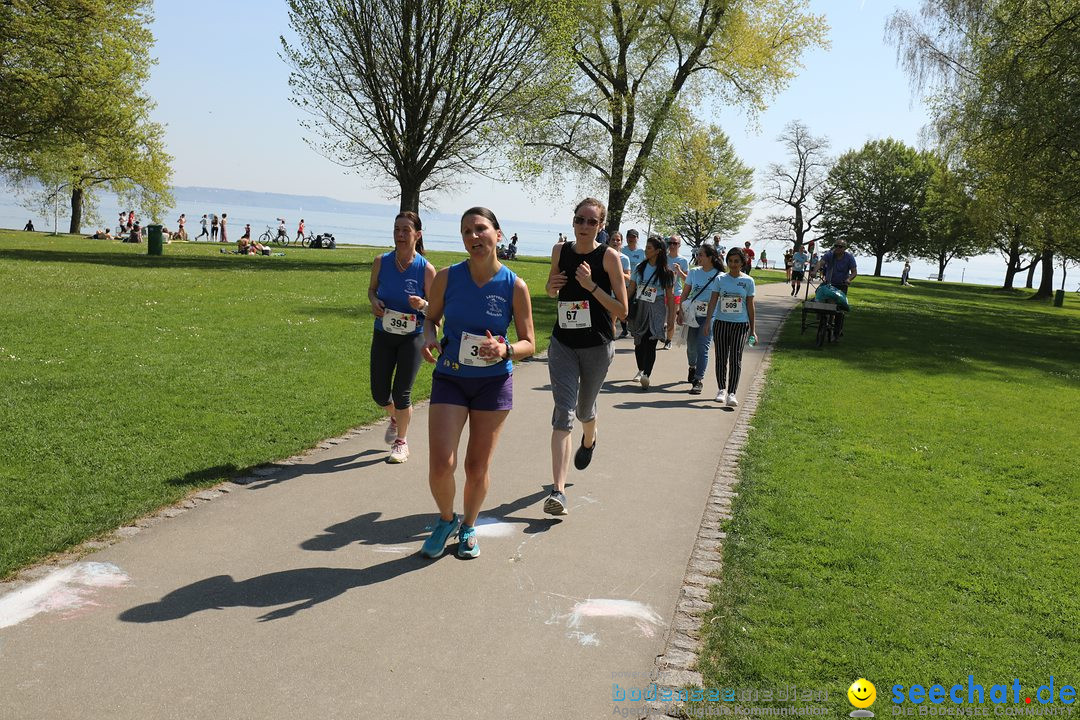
[[712, 320, 750, 392]]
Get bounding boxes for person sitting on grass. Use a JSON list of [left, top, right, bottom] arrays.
[[24, 219, 35, 232], [127, 223, 142, 243], [237, 224, 253, 253]]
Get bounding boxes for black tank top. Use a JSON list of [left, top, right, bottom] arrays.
[[552, 242, 614, 348]]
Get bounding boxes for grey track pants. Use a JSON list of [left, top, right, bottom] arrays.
[[547, 336, 614, 432]]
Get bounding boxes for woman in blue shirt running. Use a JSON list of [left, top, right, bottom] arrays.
[[418, 207, 535, 560], [367, 211, 436, 464]]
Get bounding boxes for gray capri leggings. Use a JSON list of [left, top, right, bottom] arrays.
[[370, 329, 425, 410], [548, 336, 615, 432]]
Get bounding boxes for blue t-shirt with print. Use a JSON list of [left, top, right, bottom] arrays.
[[684, 267, 723, 318], [622, 246, 645, 271], [711, 273, 755, 324], [438, 262, 516, 378], [792, 252, 809, 272], [375, 251, 428, 334]]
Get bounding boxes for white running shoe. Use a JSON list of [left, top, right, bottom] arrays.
[[388, 438, 409, 463], [715, 388, 726, 402], [640, 373, 650, 389], [726, 393, 738, 407], [632, 371, 643, 382], [384, 418, 398, 445]]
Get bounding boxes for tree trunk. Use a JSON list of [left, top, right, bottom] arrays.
[[938, 251, 948, 281], [1002, 227, 1022, 289], [1025, 253, 1040, 289], [397, 179, 420, 214], [606, 183, 627, 237], [69, 186, 84, 235], [874, 252, 884, 276], [1032, 248, 1055, 299]]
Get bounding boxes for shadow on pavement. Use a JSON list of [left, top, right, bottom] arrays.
[[300, 488, 561, 551], [118, 556, 428, 623]]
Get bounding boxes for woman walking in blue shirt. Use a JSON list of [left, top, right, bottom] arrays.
[[367, 211, 436, 463], [419, 207, 535, 559], [705, 247, 756, 406]]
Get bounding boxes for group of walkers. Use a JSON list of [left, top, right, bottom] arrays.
[[365, 198, 767, 560]]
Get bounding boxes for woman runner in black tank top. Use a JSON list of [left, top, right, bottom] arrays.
[[552, 241, 614, 347], [541, 198, 629, 517]]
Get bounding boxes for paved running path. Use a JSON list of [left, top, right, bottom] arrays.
[[1, 281, 799, 719]]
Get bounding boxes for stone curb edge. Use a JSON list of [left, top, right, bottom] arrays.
[[640, 304, 796, 720]]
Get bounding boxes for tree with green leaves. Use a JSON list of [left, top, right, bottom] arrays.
[[1, 0, 172, 233], [520, 0, 828, 234], [819, 139, 935, 276], [914, 158, 986, 281], [282, 0, 573, 213], [888, 0, 1080, 299], [757, 120, 832, 248], [641, 117, 753, 247]]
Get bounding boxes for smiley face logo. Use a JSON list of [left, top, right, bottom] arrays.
[[848, 679, 877, 709]]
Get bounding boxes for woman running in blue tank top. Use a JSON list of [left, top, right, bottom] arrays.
[[419, 207, 535, 560], [367, 211, 437, 464]]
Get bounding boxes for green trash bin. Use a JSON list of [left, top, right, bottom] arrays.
[[1054, 289, 1065, 307], [147, 224, 164, 256]]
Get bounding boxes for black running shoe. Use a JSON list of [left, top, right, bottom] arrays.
[[687, 366, 696, 383], [689, 381, 703, 395], [574, 437, 596, 470], [544, 491, 568, 515]]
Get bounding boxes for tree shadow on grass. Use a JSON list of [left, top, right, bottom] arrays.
[[0, 248, 368, 273], [118, 555, 428, 623], [788, 284, 1080, 385]]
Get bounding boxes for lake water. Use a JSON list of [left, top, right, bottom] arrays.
[[0, 191, 1070, 290]]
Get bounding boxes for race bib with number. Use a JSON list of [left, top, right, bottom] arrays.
[[693, 300, 709, 316], [558, 300, 592, 329], [639, 286, 658, 303], [720, 294, 744, 314], [459, 331, 504, 367], [382, 308, 417, 335]]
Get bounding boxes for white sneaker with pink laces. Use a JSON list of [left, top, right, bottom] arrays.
[[388, 438, 409, 464]]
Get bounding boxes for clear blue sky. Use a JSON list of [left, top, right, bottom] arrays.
[[147, 0, 928, 230]]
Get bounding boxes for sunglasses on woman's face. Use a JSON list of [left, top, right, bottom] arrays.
[[573, 215, 600, 227]]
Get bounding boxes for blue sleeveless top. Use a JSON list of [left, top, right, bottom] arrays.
[[437, 261, 516, 378], [375, 251, 428, 334]]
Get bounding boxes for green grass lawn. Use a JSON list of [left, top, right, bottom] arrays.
[[0, 232, 558, 578], [695, 276, 1079, 713]]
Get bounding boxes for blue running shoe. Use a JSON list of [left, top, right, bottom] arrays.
[[421, 514, 459, 558], [457, 525, 479, 559]]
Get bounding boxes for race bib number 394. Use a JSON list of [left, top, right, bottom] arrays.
[[558, 300, 592, 329], [382, 309, 417, 335], [459, 331, 504, 367], [720, 295, 744, 314]]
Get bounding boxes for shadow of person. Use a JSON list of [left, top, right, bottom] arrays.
[[118, 555, 427, 624], [300, 489, 561, 552]]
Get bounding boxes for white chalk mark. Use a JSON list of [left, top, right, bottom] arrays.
[[550, 598, 665, 643], [569, 631, 601, 647], [0, 562, 130, 630], [629, 569, 659, 598], [472, 516, 517, 538], [371, 546, 407, 554]]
